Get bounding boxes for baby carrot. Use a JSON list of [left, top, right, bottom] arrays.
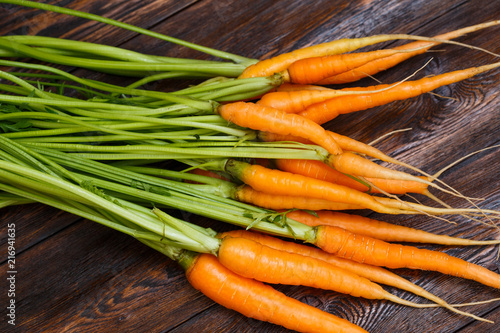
[[221, 229, 492, 322], [277, 82, 333, 92], [282, 48, 422, 85], [260, 130, 436, 185], [232, 184, 365, 211], [181, 252, 368, 333], [326, 151, 431, 184], [259, 130, 442, 191], [256, 82, 406, 113], [222, 159, 410, 215], [310, 225, 500, 289], [318, 20, 500, 85], [230, 182, 472, 216], [274, 158, 429, 195], [287, 210, 500, 246], [299, 62, 500, 124], [216, 101, 343, 155]]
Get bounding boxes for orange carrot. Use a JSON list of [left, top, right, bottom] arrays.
[[221, 229, 491, 322], [181, 253, 368, 333], [256, 81, 409, 113], [288, 210, 500, 246], [275, 158, 429, 195], [222, 159, 410, 215], [231, 182, 470, 216], [283, 48, 423, 84], [216, 101, 343, 155], [274, 158, 371, 193], [232, 184, 365, 211], [299, 62, 500, 124], [317, 20, 500, 84], [257, 90, 342, 114], [277, 83, 332, 91], [260, 130, 438, 185], [217, 235, 435, 308], [259, 130, 439, 188], [310, 225, 500, 289], [238, 32, 498, 79], [326, 151, 430, 184]]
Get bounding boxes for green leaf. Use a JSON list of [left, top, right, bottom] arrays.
[[0, 120, 32, 133]]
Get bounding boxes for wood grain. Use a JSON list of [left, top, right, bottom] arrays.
[[0, 0, 499, 332]]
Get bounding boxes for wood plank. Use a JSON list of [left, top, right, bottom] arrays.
[[0, 0, 197, 44], [0, 0, 499, 332], [0, 203, 80, 255]]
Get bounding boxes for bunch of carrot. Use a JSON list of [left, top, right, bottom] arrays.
[[1, 1, 500, 332]]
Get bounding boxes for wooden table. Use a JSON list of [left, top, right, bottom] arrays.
[[0, 1, 499, 332]]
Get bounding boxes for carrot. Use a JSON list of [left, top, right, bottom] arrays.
[[181, 253, 368, 333], [327, 150, 496, 208], [259, 130, 446, 192], [282, 48, 425, 84], [231, 180, 481, 217], [232, 184, 366, 211], [260, 130, 433, 182], [257, 89, 349, 114], [299, 62, 500, 125], [222, 159, 411, 215], [277, 83, 332, 92], [310, 225, 500, 289], [288, 210, 500, 246], [256, 82, 406, 114], [317, 20, 500, 84], [221, 229, 492, 322], [216, 101, 343, 155], [275, 158, 429, 195], [217, 235, 438, 309], [238, 33, 499, 79], [326, 151, 431, 184]]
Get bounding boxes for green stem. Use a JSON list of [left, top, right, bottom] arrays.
[[126, 72, 214, 89], [1, 36, 225, 65], [0, 39, 246, 76], [11, 143, 312, 238], [0, 160, 191, 240], [0, 64, 215, 110], [1, 59, 273, 105], [0, 179, 202, 253], [153, 208, 221, 254], [10, 130, 218, 143], [1, 111, 229, 140], [0, 192, 35, 208], [27, 147, 324, 161]]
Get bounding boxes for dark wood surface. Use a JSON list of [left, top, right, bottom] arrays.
[[0, 1, 499, 332]]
